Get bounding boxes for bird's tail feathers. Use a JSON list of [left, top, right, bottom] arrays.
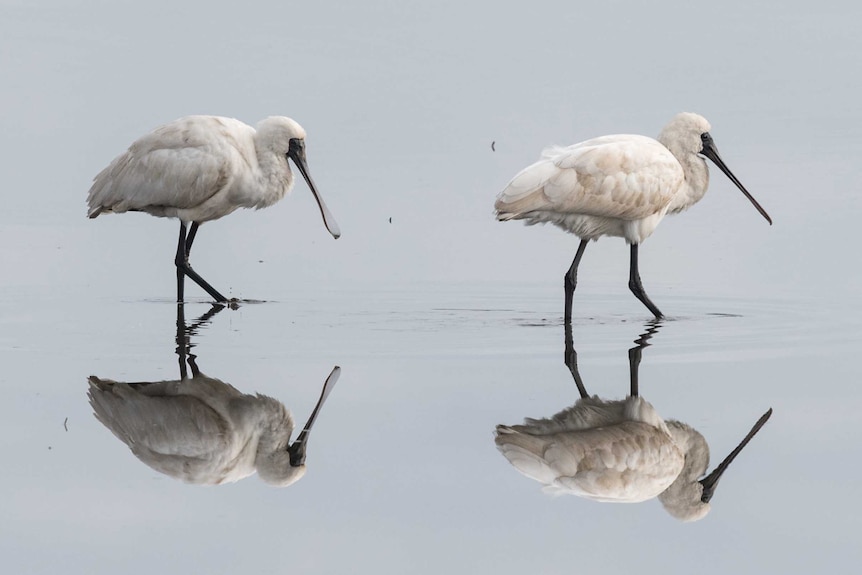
[[495, 211, 519, 221], [494, 156, 559, 220], [494, 190, 550, 221], [88, 375, 116, 391], [495, 425, 560, 485]]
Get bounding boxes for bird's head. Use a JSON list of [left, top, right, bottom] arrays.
[[255, 366, 340, 487], [256, 116, 341, 239], [661, 112, 772, 225], [256, 116, 308, 152], [659, 409, 772, 522], [659, 112, 712, 159], [256, 449, 309, 487]]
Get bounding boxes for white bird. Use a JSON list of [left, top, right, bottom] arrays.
[[87, 304, 341, 486], [88, 366, 340, 487], [87, 115, 341, 302], [494, 325, 773, 521], [495, 113, 772, 321]]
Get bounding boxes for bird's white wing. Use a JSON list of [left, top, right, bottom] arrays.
[[524, 397, 669, 435], [496, 422, 683, 502], [495, 135, 684, 221], [87, 116, 256, 217], [88, 380, 231, 456], [124, 375, 245, 405], [88, 379, 237, 483]]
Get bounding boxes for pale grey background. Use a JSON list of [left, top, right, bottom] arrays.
[[1, 1, 860, 573]]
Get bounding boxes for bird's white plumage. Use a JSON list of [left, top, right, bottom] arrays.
[[497, 397, 687, 502], [86, 115, 340, 301], [495, 396, 714, 520], [495, 113, 713, 244], [88, 375, 307, 487], [87, 115, 308, 223]]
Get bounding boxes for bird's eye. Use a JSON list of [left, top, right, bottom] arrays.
[[700, 133, 709, 142]]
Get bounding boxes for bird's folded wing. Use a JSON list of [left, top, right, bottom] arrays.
[[495, 135, 684, 221], [88, 381, 230, 458], [87, 117, 251, 215], [496, 422, 683, 501]]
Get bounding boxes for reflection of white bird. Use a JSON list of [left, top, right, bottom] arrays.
[[87, 115, 341, 302], [88, 366, 340, 487], [495, 325, 772, 521], [494, 113, 772, 320]]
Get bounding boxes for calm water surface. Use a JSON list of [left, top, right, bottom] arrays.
[[3, 1, 862, 572], [2, 280, 857, 574]]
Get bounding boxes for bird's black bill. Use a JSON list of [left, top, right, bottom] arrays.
[[699, 407, 773, 503], [287, 139, 341, 239], [700, 134, 772, 225], [287, 366, 341, 467]]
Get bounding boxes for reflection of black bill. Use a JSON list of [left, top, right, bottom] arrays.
[[700, 134, 772, 225], [700, 407, 773, 503], [288, 366, 341, 467]]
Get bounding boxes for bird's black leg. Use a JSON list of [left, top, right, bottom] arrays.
[[175, 300, 224, 378], [187, 355, 201, 378], [628, 244, 663, 319], [174, 221, 228, 303], [628, 344, 642, 398], [175, 302, 189, 379], [564, 323, 590, 399], [176, 223, 188, 303], [627, 320, 662, 397], [564, 239, 589, 324], [185, 221, 199, 259]]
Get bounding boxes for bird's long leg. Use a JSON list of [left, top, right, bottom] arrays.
[[564, 323, 590, 398], [175, 302, 189, 379], [627, 321, 662, 397], [628, 244, 663, 319], [564, 239, 589, 324], [176, 224, 187, 303], [628, 344, 641, 398], [174, 221, 228, 303], [174, 301, 224, 379], [184, 221, 199, 259], [187, 355, 201, 377], [189, 303, 225, 329]]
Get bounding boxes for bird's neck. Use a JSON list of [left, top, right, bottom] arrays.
[[655, 420, 712, 521], [252, 150, 294, 209], [669, 154, 710, 214], [665, 420, 710, 480], [249, 394, 294, 452]]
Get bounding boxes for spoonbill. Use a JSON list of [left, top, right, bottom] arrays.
[[494, 324, 773, 521], [87, 115, 341, 303], [87, 304, 341, 486], [494, 113, 772, 321]]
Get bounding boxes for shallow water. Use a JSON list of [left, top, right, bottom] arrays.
[[2, 278, 858, 574], [4, 1, 862, 573]]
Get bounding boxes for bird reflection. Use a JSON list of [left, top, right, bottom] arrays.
[[494, 323, 772, 521], [88, 304, 340, 487]]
